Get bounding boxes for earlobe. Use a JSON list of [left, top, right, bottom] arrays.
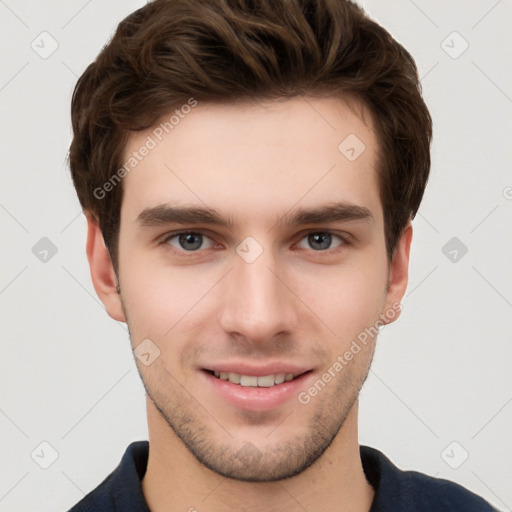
[[85, 213, 126, 323], [381, 223, 413, 325]]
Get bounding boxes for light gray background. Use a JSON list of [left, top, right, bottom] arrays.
[[1, 1, 511, 511]]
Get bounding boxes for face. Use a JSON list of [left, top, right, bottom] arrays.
[[96, 96, 408, 481]]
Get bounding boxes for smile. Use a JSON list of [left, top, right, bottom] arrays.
[[209, 370, 301, 387]]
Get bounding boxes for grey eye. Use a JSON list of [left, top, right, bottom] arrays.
[[167, 233, 214, 251], [297, 232, 344, 251]]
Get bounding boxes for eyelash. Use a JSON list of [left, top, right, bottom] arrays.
[[159, 229, 351, 256]]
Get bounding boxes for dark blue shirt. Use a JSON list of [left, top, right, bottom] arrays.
[[67, 441, 499, 511]]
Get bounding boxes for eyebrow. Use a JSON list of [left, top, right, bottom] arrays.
[[136, 202, 374, 229]]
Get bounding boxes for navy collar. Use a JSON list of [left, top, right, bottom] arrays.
[[70, 440, 497, 511]]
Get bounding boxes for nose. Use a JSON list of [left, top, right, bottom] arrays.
[[218, 244, 299, 345]]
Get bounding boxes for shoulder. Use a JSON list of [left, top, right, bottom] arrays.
[[394, 468, 499, 511], [360, 445, 500, 512], [66, 468, 123, 512], [66, 441, 150, 512]]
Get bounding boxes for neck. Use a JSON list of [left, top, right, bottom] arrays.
[[141, 399, 374, 512]]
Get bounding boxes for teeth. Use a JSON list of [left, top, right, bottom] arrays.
[[275, 373, 286, 384], [212, 371, 298, 387], [240, 375, 258, 387], [228, 372, 240, 384], [257, 375, 275, 387]]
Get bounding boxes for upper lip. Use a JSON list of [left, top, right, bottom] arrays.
[[202, 362, 312, 377]]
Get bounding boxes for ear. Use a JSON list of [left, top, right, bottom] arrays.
[[85, 213, 126, 323], [380, 222, 413, 325]]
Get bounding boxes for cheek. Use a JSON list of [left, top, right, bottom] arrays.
[[339, 282, 384, 336], [120, 255, 219, 343], [304, 253, 388, 341]]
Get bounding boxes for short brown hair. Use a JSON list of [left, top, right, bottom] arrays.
[[69, 0, 432, 273]]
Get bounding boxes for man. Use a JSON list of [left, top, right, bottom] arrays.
[[67, 0, 498, 510]]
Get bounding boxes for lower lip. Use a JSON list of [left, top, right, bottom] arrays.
[[200, 370, 313, 411]]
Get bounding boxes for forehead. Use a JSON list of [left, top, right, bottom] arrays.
[[120, 96, 382, 228]]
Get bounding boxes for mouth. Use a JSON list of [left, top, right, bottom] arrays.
[[200, 366, 314, 411], [199, 361, 315, 411], [203, 369, 312, 388]]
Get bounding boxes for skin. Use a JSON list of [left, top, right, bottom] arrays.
[[86, 96, 412, 512]]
